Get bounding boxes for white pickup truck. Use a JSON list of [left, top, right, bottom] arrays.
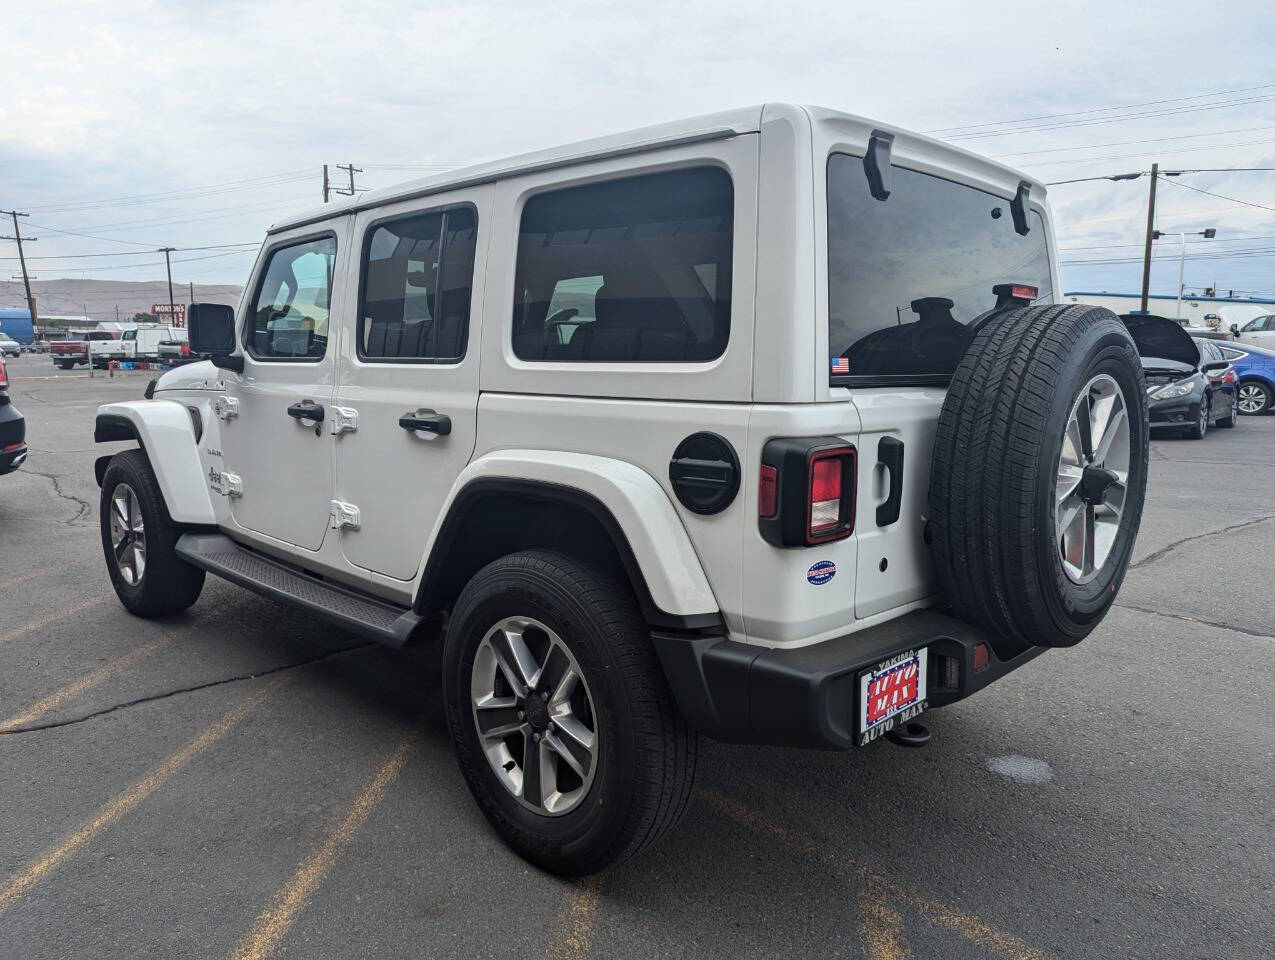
[[92, 103, 1150, 876], [90, 325, 187, 367]]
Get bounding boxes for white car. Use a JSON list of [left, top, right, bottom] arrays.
[[91, 104, 1149, 875], [1230, 313, 1275, 349], [0, 336, 21, 358]]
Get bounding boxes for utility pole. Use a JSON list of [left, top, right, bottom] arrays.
[[189, 281, 194, 304], [337, 163, 362, 196], [1, 209, 38, 328], [158, 247, 176, 324], [1139, 163, 1158, 315], [323, 163, 330, 203]]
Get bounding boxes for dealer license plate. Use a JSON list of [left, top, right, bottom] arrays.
[[858, 648, 927, 745]]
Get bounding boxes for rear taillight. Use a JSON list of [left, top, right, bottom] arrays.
[[806, 448, 854, 543], [758, 439, 857, 547], [0, 358, 7, 388], [181, 344, 191, 357]]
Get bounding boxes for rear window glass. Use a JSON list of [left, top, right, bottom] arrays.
[[512, 167, 732, 363], [827, 154, 1053, 383]]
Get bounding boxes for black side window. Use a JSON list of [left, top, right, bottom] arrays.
[[512, 167, 733, 363], [247, 236, 336, 361], [360, 207, 476, 362]]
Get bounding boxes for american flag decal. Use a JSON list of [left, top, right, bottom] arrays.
[[831, 357, 850, 375]]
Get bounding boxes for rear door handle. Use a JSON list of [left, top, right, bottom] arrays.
[[286, 399, 325, 422], [876, 436, 904, 527], [399, 409, 452, 436]]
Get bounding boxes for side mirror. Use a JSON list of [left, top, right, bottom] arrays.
[[1202, 360, 1229, 374], [1230, 323, 1241, 336], [188, 303, 242, 373]]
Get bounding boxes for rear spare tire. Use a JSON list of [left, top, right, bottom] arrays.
[[930, 304, 1148, 657]]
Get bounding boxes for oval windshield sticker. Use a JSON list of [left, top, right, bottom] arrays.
[[807, 560, 836, 585]]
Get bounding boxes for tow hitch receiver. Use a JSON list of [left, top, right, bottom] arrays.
[[886, 720, 931, 748]]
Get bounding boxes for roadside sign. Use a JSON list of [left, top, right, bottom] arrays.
[[152, 303, 186, 327]]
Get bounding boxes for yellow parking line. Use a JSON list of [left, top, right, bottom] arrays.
[[0, 594, 110, 647], [701, 790, 1057, 960], [0, 567, 54, 591], [1, 624, 194, 732], [546, 875, 602, 960], [858, 891, 910, 960], [0, 675, 287, 919], [229, 733, 417, 960]]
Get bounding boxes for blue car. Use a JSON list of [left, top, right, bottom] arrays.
[[1219, 341, 1275, 415]]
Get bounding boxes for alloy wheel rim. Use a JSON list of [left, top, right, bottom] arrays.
[[470, 616, 599, 816], [1237, 384, 1265, 414], [109, 483, 147, 586], [1055, 374, 1131, 585]]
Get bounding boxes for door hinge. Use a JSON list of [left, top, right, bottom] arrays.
[[329, 406, 359, 435], [329, 500, 361, 531], [213, 396, 240, 420]]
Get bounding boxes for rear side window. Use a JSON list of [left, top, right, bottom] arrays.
[[246, 236, 336, 361], [360, 206, 477, 362], [826, 154, 1053, 383], [512, 167, 733, 363]]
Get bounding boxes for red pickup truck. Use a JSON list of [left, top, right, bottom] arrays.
[[50, 331, 119, 369]]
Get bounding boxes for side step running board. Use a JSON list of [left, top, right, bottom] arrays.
[[175, 532, 425, 648]]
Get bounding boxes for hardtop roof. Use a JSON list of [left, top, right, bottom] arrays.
[[268, 102, 1045, 235]]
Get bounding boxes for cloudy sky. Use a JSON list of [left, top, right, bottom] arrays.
[[3, 0, 1274, 303]]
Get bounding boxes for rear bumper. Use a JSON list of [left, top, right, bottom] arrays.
[[652, 610, 1045, 749], [0, 400, 27, 474]]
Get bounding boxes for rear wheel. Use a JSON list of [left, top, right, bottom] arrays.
[[99, 449, 205, 617], [930, 304, 1149, 657], [443, 550, 697, 875], [1238, 381, 1271, 415]]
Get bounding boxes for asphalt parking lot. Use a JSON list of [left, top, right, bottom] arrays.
[[1, 352, 1271, 960]]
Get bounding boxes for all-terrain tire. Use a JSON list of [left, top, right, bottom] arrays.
[[442, 549, 697, 876], [99, 448, 205, 617], [930, 304, 1149, 657]]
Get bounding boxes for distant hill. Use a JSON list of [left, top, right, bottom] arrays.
[[0, 278, 243, 324]]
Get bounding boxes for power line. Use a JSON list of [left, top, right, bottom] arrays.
[[927, 83, 1275, 134], [1157, 175, 1275, 213], [947, 93, 1275, 142], [993, 124, 1275, 158], [24, 169, 315, 214], [0, 242, 259, 262]]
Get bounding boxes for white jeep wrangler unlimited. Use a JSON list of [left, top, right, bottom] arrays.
[[93, 104, 1148, 875]]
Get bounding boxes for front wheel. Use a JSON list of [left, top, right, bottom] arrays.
[[1184, 399, 1209, 439], [443, 550, 697, 876], [99, 449, 205, 617]]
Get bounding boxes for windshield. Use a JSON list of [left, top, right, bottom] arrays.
[[827, 153, 1053, 383]]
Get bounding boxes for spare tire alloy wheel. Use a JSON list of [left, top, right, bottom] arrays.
[[108, 483, 147, 586], [470, 616, 598, 816], [1055, 376, 1130, 584]]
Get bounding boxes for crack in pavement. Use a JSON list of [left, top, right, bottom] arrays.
[[1116, 603, 1275, 641], [1129, 513, 1275, 570], [16, 467, 94, 525], [0, 642, 374, 736]]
